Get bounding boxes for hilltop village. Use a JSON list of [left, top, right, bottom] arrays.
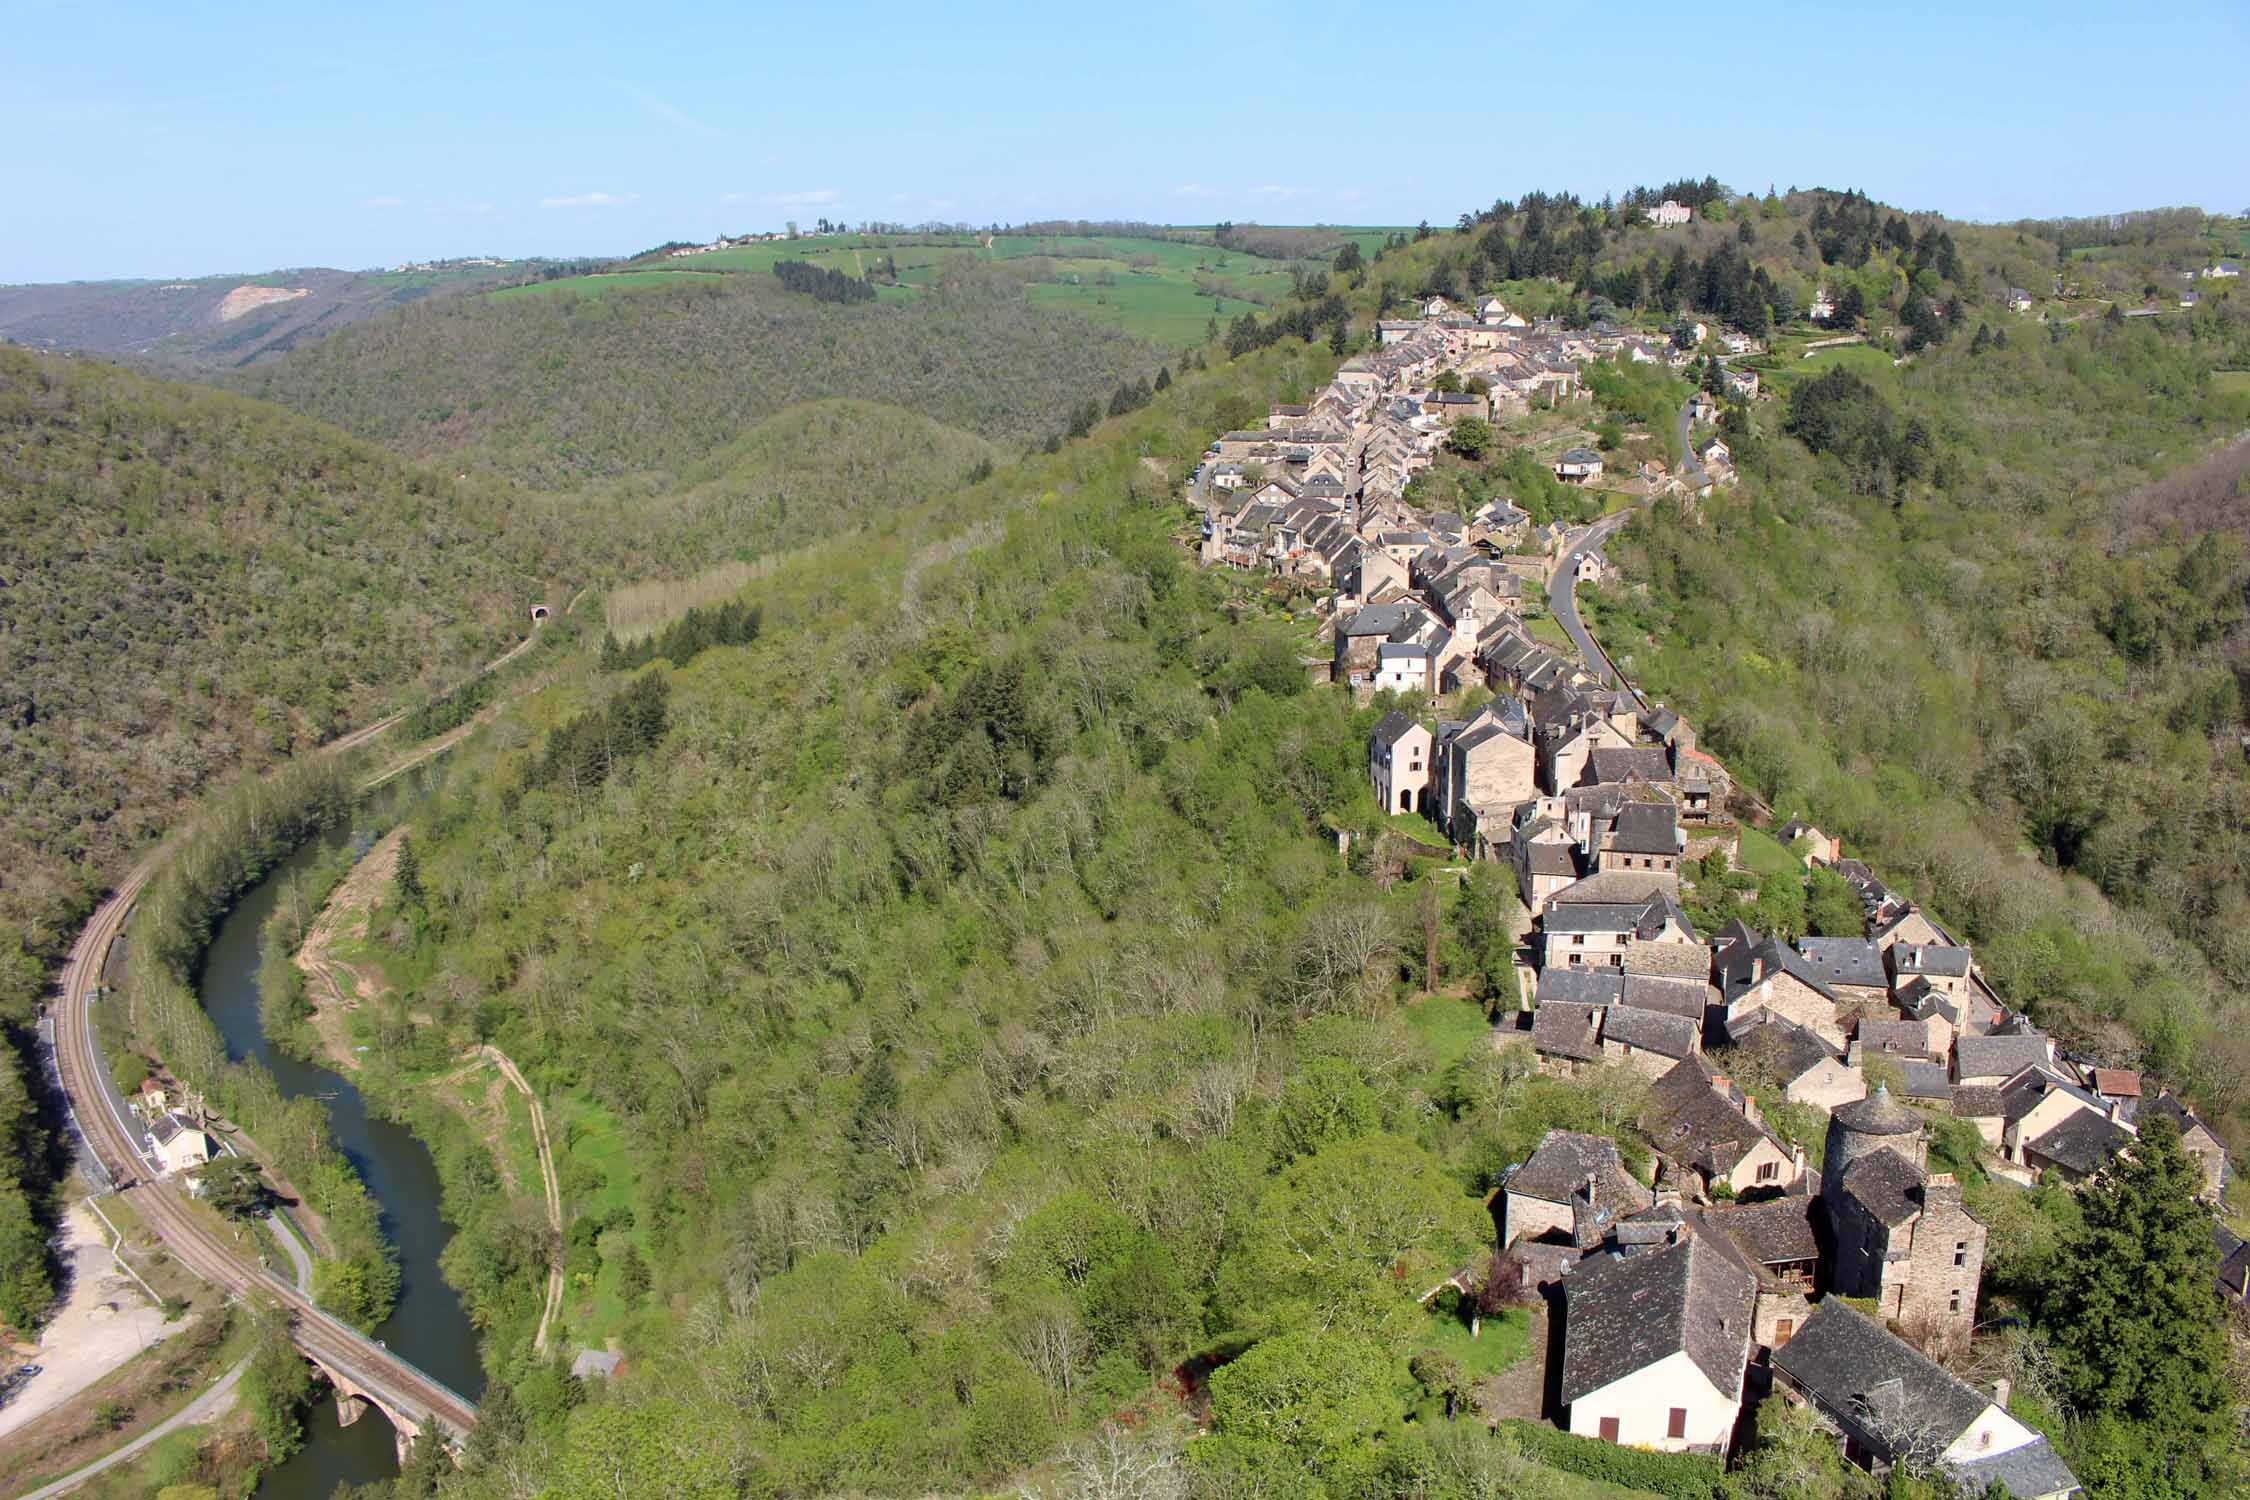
[[1189, 292, 2242, 1497]]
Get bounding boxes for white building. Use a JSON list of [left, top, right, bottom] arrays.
[[1649, 200, 1693, 228]]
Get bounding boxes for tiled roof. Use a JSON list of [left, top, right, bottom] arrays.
[[1773, 1301, 1995, 1463], [1511, 1128, 1652, 1209], [1559, 1233, 1755, 1404], [1532, 1002, 1605, 1062], [1795, 937, 1888, 990], [1839, 1147, 1927, 1227]]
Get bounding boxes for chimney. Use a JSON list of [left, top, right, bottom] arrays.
[[1586, 1171, 1599, 1207], [2106, 1098, 2122, 1122], [1993, 1377, 2011, 1412], [1792, 1143, 1807, 1177], [1750, 955, 1765, 984], [1926, 1172, 1961, 1207]]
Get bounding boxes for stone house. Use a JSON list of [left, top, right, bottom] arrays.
[[1594, 800, 1684, 879], [2142, 1092, 2227, 1200], [1645, 1056, 1802, 1198], [1434, 700, 1536, 848], [1559, 1231, 1755, 1453], [1822, 1087, 1986, 1351], [1369, 711, 1433, 817], [1954, 1029, 2055, 1087], [1717, 929, 1848, 1049], [1772, 1301, 2081, 1499], [1703, 1194, 1822, 1348], [1503, 1128, 1652, 1246], [1730, 1013, 1866, 1111], [1792, 937, 1891, 1011]]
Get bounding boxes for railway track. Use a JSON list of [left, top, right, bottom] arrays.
[[35, 623, 560, 1443]]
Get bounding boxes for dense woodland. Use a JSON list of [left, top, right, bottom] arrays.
[[233, 272, 1161, 484], [1605, 312, 2250, 1123], [0, 347, 546, 1016], [11, 186, 2250, 1495]]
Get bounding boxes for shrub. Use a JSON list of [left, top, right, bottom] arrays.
[[1499, 1420, 1728, 1499]]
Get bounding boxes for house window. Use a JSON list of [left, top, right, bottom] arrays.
[[1667, 1407, 1687, 1440], [1572, 935, 1585, 946], [1950, 1289, 1963, 1313], [1599, 1416, 1621, 1444], [1954, 1240, 1969, 1267], [1757, 1161, 1780, 1183]]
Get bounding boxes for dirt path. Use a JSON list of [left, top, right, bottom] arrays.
[[0, 1204, 179, 1444], [457, 1046, 566, 1355], [292, 828, 405, 1072]]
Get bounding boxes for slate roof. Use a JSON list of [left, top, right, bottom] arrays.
[[1857, 1018, 1930, 1060], [1538, 969, 1623, 1007], [1511, 1128, 1653, 1209], [1545, 903, 1648, 936], [1588, 746, 1675, 785], [1834, 1084, 1921, 1137], [1899, 1061, 1954, 1103], [1733, 1014, 1841, 1085], [1839, 1147, 1927, 1227], [1888, 942, 1971, 980], [1608, 801, 1681, 856], [1773, 1300, 1993, 1456], [1706, 1193, 1822, 1267], [1646, 1057, 1778, 1177], [1619, 974, 1708, 1021], [1559, 1233, 1755, 1404], [1532, 1002, 1606, 1062], [1956, 1031, 2053, 1081], [1525, 842, 1581, 878], [1950, 1438, 2082, 1500], [1950, 1085, 2007, 1120], [1794, 937, 1888, 991], [2027, 1109, 2132, 1176], [1548, 870, 1676, 909], [1342, 600, 1418, 637], [1621, 942, 1713, 981], [1372, 710, 1419, 748], [1601, 1005, 1699, 1061]]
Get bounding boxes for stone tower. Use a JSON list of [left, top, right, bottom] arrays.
[[1824, 1084, 1925, 1178]]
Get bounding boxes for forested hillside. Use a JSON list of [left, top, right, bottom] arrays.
[[1601, 316, 2250, 1128], [0, 259, 592, 371], [0, 347, 549, 1008], [234, 273, 1161, 484], [304, 334, 1602, 1498]]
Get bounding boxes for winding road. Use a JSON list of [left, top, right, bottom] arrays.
[[1543, 396, 1706, 703]]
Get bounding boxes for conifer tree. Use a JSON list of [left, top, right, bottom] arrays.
[[2043, 1114, 2227, 1436], [393, 833, 423, 907]]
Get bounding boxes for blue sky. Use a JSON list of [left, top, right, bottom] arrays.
[[4, 0, 2244, 282]]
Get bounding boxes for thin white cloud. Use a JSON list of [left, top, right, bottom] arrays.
[[1173, 183, 1220, 199], [362, 195, 405, 209], [1248, 184, 1309, 200], [1334, 188, 1365, 204], [540, 191, 639, 209]]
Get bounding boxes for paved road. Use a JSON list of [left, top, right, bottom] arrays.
[[1546, 508, 1638, 697], [1543, 396, 1708, 702], [11, 1360, 246, 1500], [1674, 398, 1706, 489]]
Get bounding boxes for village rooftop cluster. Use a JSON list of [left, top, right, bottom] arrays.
[[1184, 290, 2247, 1497]]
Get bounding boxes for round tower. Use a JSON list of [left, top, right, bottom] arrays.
[[1824, 1084, 1926, 1178]]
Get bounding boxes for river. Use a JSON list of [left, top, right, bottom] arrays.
[[194, 816, 486, 1496]]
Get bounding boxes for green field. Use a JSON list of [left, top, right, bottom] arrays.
[[493, 229, 1385, 343], [1734, 823, 1801, 877], [2214, 370, 2250, 396], [1761, 339, 1896, 391]]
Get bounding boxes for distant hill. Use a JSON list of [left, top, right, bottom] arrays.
[[0, 345, 553, 991], [0, 259, 593, 372], [232, 272, 1161, 485]]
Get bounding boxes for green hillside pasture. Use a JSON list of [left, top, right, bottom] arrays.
[[591, 231, 1302, 341], [1027, 271, 1264, 345]]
